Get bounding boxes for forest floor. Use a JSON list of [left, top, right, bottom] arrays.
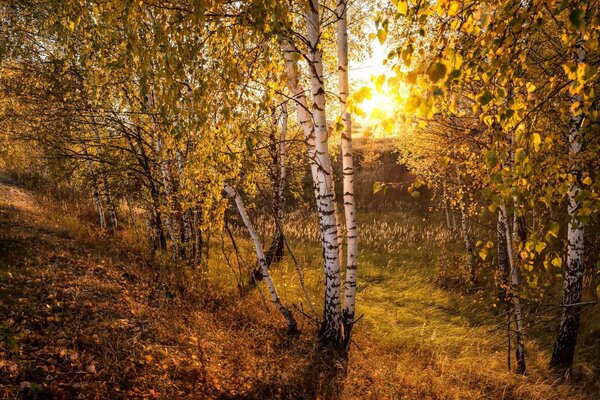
[[0, 179, 598, 399]]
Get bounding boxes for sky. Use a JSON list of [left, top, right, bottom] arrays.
[[350, 38, 389, 85]]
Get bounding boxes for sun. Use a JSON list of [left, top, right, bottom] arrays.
[[358, 88, 396, 122], [352, 76, 410, 137]]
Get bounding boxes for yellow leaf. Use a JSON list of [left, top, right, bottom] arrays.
[[551, 257, 562, 268], [526, 82, 536, 93], [397, 0, 408, 15], [448, 1, 460, 16], [582, 176, 592, 185], [479, 249, 488, 260], [532, 133, 541, 151], [377, 29, 387, 45]]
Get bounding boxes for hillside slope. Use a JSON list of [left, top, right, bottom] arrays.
[[0, 180, 596, 399]]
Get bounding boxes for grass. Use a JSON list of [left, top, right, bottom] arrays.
[[1, 181, 598, 399], [210, 207, 599, 399]]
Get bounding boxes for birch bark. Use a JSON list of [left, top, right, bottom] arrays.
[[224, 184, 298, 334], [336, 0, 358, 349], [500, 204, 526, 374], [305, 0, 343, 345], [550, 38, 587, 372]]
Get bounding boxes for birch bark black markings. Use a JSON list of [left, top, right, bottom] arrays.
[[500, 204, 526, 374], [223, 184, 298, 334], [305, 0, 343, 346], [550, 37, 587, 372], [336, 0, 358, 350], [147, 89, 179, 258], [265, 105, 287, 267], [496, 212, 510, 306], [280, 38, 321, 206], [89, 114, 118, 231], [81, 141, 106, 229], [457, 180, 476, 284]]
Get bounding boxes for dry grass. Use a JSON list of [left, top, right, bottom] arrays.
[[0, 181, 598, 399]]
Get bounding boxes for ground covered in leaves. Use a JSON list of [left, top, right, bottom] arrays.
[[0, 179, 597, 399]]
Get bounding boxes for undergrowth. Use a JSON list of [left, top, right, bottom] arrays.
[[0, 182, 598, 399]]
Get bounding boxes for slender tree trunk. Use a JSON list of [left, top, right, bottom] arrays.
[[337, 0, 358, 351], [176, 149, 192, 261], [125, 129, 167, 251], [265, 105, 287, 267], [459, 198, 477, 284], [497, 212, 510, 305], [92, 182, 106, 228], [81, 142, 106, 228], [224, 184, 298, 334], [91, 125, 118, 231], [452, 208, 457, 233], [193, 207, 204, 271], [280, 37, 330, 271], [442, 183, 451, 232], [550, 38, 587, 372], [501, 204, 526, 374], [146, 91, 180, 257], [156, 135, 179, 256], [305, 0, 343, 347], [444, 202, 451, 233]]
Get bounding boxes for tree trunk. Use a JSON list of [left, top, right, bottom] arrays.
[[155, 135, 179, 256], [176, 149, 192, 261], [459, 200, 477, 284], [125, 128, 167, 252], [193, 207, 204, 271], [91, 125, 118, 231], [81, 142, 105, 228], [224, 184, 298, 334], [305, 0, 343, 347], [265, 104, 287, 267], [501, 205, 526, 374], [550, 38, 587, 373], [497, 211, 510, 305], [337, 0, 358, 351]]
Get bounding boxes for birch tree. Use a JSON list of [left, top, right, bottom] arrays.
[[336, 0, 358, 349], [265, 104, 288, 267], [224, 184, 298, 334], [550, 36, 588, 372]]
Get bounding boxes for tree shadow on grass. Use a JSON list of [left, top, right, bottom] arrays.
[[216, 345, 347, 400]]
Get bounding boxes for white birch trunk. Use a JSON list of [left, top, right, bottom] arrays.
[[81, 142, 106, 228], [459, 199, 477, 284], [305, 0, 343, 346], [550, 38, 587, 371], [337, 0, 358, 348], [265, 106, 286, 267], [91, 124, 118, 231], [443, 186, 451, 233], [224, 184, 298, 334], [500, 204, 526, 374], [148, 91, 178, 257], [278, 104, 287, 222]]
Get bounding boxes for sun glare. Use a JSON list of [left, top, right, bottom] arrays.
[[358, 87, 396, 123], [351, 76, 410, 137], [350, 39, 409, 135]]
